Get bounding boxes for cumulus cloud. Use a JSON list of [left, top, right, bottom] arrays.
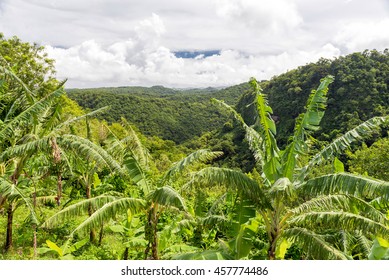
[[334, 19, 389, 52], [214, 0, 302, 34], [46, 14, 341, 88], [1, 0, 388, 88]]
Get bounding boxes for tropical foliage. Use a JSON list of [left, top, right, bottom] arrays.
[[183, 76, 389, 259], [1, 34, 389, 260]]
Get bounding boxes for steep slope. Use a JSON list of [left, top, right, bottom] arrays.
[[67, 83, 250, 143]]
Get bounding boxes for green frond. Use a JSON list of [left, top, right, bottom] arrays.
[[211, 98, 265, 166], [123, 155, 151, 194], [186, 167, 271, 210], [42, 195, 118, 228], [289, 211, 389, 237], [202, 215, 229, 227], [282, 76, 334, 180], [0, 86, 64, 141], [0, 136, 51, 161], [0, 64, 35, 101], [175, 219, 196, 231], [283, 227, 350, 260], [289, 194, 388, 224], [354, 232, 372, 258], [250, 78, 281, 183], [150, 186, 186, 211], [54, 106, 110, 132], [300, 116, 389, 180], [0, 179, 39, 225], [212, 79, 282, 184], [269, 177, 294, 201], [161, 149, 223, 185], [298, 172, 389, 200], [122, 121, 150, 167], [58, 134, 123, 173], [69, 197, 146, 237]]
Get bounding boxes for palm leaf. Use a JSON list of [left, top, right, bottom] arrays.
[[282, 76, 333, 180], [121, 119, 150, 167], [249, 78, 281, 183], [300, 116, 389, 180], [161, 149, 223, 185], [69, 197, 146, 237], [212, 98, 265, 165], [123, 155, 151, 194], [0, 136, 51, 161], [186, 167, 271, 210], [202, 215, 229, 228], [0, 64, 35, 102], [289, 211, 389, 237], [289, 194, 388, 224], [354, 232, 372, 258], [0, 86, 64, 141], [54, 106, 110, 132], [283, 227, 349, 260], [0, 179, 39, 225], [58, 134, 123, 174], [150, 186, 186, 211], [298, 172, 389, 200], [42, 195, 118, 228]]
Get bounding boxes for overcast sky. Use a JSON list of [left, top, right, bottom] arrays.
[[1, 0, 388, 88]]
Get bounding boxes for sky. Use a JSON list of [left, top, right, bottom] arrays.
[[0, 0, 388, 88]]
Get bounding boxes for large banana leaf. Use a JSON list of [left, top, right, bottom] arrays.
[[282, 76, 333, 180], [283, 227, 350, 260], [299, 116, 389, 180], [69, 197, 146, 237], [161, 149, 223, 185], [186, 167, 272, 210], [298, 172, 389, 200], [150, 186, 186, 211]]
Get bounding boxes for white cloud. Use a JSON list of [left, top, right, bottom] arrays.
[[214, 0, 302, 34], [1, 0, 388, 88], [334, 19, 389, 52], [46, 14, 341, 88]]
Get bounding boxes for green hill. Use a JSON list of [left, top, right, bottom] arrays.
[[68, 49, 389, 154], [67, 83, 249, 143], [185, 49, 389, 171]]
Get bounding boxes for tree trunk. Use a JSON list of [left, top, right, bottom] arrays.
[[151, 208, 158, 260], [86, 183, 96, 243], [5, 204, 14, 252], [56, 172, 63, 206], [5, 162, 22, 252], [98, 223, 104, 246], [144, 205, 159, 260], [268, 230, 278, 260], [123, 247, 129, 260], [33, 190, 37, 259]]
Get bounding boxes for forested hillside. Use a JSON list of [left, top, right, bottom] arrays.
[[263, 49, 389, 145], [68, 50, 389, 149], [68, 84, 249, 143]]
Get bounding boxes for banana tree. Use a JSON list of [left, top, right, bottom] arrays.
[[42, 120, 222, 259], [187, 76, 389, 259], [0, 63, 120, 252]]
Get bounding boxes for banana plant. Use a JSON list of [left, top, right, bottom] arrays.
[[0, 62, 120, 252], [42, 121, 222, 259], [38, 238, 89, 260], [186, 76, 389, 259]]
